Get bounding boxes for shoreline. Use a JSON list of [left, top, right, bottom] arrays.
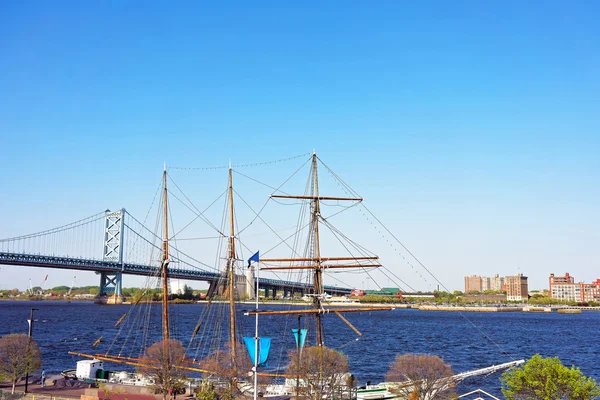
[[2, 297, 599, 312]]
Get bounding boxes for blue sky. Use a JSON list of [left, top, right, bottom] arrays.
[[1, 1, 598, 292]]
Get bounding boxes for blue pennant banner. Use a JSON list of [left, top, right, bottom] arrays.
[[292, 329, 308, 352], [243, 337, 271, 367]]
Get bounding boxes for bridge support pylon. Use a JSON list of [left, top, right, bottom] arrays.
[[95, 209, 126, 305], [245, 265, 256, 299]]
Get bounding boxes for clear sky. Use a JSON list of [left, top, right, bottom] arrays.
[[1, 1, 598, 292]]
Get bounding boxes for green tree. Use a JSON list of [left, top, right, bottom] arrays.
[[51, 285, 70, 294], [182, 284, 194, 300], [195, 382, 218, 400], [122, 287, 140, 297], [30, 286, 43, 295], [501, 354, 600, 400], [0, 334, 43, 393]]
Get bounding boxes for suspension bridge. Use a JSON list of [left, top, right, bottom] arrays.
[[0, 209, 351, 302]]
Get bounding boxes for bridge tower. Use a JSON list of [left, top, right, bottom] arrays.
[[96, 209, 126, 304], [245, 264, 256, 299]]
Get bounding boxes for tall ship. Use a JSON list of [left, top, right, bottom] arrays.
[[67, 152, 522, 398]]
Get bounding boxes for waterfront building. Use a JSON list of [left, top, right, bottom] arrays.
[[549, 272, 600, 302], [465, 275, 482, 293], [505, 274, 528, 301], [481, 276, 491, 291], [465, 273, 523, 299], [481, 274, 504, 291], [465, 274, 504, 293], [550, 272, 575, 285]]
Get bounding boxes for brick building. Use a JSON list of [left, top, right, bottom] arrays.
[[505, 274, 528, 301], [550, 272, 575, 285], [549, 272, 600, 302], [465, 275, 482, 293], [465, 274, 505, 293]]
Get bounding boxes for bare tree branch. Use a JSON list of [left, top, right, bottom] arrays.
[[286, 346, 350, 399], [386, 353, 456, 400], [0, 334, 43, 394], [136, 339, 188, 400]]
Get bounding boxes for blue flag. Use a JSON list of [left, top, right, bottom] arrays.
[[243, 337, 271, 367], [292, 329, 308, 353], [248, 251, 259, 268]]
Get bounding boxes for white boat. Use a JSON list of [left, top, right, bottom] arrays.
[[355, 360, 525, 400]]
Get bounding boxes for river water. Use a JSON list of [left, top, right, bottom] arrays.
[[2, 300, 599, 397]]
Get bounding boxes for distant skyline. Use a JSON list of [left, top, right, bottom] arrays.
[[1, 1, 598, 292]]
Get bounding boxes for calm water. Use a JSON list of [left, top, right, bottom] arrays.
[[1, 301, 599, 396]]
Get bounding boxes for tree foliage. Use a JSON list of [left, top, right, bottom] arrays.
[[286, 345, 350, 399], [178, 285, 194, 300], [501, 354, 600, 400], [385, 353, 456, 400], [194, 381, 218, 400], [0, 334, 43, 394], [136, 339, 188, 400]]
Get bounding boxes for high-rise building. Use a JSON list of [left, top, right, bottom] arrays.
[[465, 275, 482, 293], [550, 272, 575, 285], [481, 276, 491, 291], [582, 281, 600, 302], [481, 274, 504, 292], [505, 274, 528, 301], [489, 274, 504, 291], [465, 274, 504, 293], [549, 273, 600, 302]]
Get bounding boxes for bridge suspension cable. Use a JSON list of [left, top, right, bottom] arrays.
[[0, 212, 106, 260], [0, 212, 105, 242]]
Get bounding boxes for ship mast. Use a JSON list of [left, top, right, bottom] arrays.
[[70, 165, 243, 380], [311, 154, 324, 345], [162, 163, 171, 393], [255, 152, 391, 346], [227, 165, 238, 369], [162, 164, 170, 343]]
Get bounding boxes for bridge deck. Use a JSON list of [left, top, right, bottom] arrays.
[[0, 251, 351, 294]]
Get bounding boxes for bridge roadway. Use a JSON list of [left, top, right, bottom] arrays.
[[0, 251, 351, 296]]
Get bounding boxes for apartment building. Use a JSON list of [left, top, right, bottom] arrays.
[[482, 274, 504, 291], [465, 275, 482, 293], [550, 272, 574, 285], [465, 274, 505, 293], [505, 274, 528, 301], [549, 272, 600, 302]]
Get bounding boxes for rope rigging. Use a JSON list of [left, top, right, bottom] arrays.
[[166, 174, 228, 238], [168, 152, 311, 171], [318, 155, 521, 362], [5, 152, 526, 382]]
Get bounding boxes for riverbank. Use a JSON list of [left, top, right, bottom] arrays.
[[3, 297, 599, 313], [417, 305, 600, 312]]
